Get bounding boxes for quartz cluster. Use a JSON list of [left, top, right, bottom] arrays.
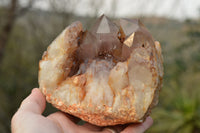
[[39, 15, 163, 126], [70, 15, 157, 77]]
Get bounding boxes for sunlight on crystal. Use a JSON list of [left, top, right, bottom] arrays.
[[124, 33, 135, 47]]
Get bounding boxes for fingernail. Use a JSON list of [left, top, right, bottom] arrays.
[[147, 117, 153, 125]]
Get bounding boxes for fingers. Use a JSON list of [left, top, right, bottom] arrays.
[[47, 112, 81, 133], [47, 112, 152, 133], [82, 122, 102, 131], [19, 88, 46, 114], [102, 124, 127, 133], [121, 117, 153, 133], [80, 117, 153, 133], [47, 112, 80, 127], [48, 111, 81, 123], [64, 113, 81, 124], [100, 117, 153, 133], [48, 112, 105, 133], [102, 128, 118, 133], [81, 123, 125, 133]]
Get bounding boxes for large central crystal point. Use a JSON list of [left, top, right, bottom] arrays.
[[77, 15, 121, 61], [39, 15, 164, 126]]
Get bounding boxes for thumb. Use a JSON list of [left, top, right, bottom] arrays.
[[19, 88, 46, 114]]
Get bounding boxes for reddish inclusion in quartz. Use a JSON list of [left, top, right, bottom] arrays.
[[72, 15, 155, 76]]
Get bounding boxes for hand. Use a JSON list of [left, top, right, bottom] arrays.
[[11, 88, 153, 133]]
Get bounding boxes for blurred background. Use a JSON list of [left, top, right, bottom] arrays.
[[0, 0, 200, 132]]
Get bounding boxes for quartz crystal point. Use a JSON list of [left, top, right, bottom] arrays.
[[39, 15, 164, 126], [91, 15, 118, 35], [91, 15, 122, 61]]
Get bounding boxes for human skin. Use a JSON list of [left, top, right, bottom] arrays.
[[11, 88, 153, 133]]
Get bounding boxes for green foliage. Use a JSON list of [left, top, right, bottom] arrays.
[[147, 19, 200, 133], [0, 9, 200, 133]]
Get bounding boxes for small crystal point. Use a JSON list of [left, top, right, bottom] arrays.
[[123, 32, 135, 47], [91, 15, 118, 35], [119, 18, 140, 36], [119, 18, 155, 60], [96, 16, 110, 33]]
